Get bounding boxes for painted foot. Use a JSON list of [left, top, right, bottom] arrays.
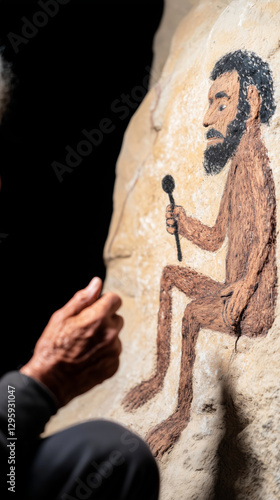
[[122, 375, 163, 411], [146, 411, 186, 459]]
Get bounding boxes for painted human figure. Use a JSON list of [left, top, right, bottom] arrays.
[[123, 51, 277, 458]]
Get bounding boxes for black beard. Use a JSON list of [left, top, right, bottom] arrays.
[[203, 111, 247, 175]]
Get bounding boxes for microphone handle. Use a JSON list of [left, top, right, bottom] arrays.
[[168, 194, 182, 262]]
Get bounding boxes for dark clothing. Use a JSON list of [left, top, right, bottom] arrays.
[[0, 371, 159, 500]]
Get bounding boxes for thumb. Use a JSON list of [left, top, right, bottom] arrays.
[[220, 283, 235, 297], [61, 277, 103, 318]]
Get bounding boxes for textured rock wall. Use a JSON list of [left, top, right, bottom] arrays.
[[46, 1, 280, 498], [150, 0, 196, 87]]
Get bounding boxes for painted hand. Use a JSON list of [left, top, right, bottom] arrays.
[[20, 277, 123, 407], [221, 279, 254, 328], [166, 204, 186, 235]]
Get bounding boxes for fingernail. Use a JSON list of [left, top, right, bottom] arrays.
[[88, 277, 102, 292]]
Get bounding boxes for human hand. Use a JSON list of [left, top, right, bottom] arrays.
[[20, 277, 123, 407], [221, 279, 254, 328], [166, 205, 186, 235]]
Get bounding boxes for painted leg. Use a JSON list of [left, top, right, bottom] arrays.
[[123, 267, 223, 412], [146, 303, 200, 458], [122, 266, 174, 411], [146, 294, 233, 458]]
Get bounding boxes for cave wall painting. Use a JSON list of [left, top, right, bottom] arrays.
[[123, 50, 277, 458]]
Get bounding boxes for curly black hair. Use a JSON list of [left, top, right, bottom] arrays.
[[211, 50, 276, 124]]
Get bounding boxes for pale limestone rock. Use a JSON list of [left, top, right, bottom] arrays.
[[46, 1, 280, 498], [151, 0, 196, 88]]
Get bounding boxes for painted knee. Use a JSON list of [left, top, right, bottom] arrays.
[[161, 265, 177, 290]]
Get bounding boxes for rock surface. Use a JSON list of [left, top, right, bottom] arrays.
[[46, 1, 280, 498], [150, 0, 196, 88]]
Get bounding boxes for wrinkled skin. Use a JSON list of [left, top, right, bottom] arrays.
[[21, 277, 123, 407]]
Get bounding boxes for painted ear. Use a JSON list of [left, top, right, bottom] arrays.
[[247, 85, 261, 121]]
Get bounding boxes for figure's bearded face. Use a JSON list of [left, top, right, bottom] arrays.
[[203, 71, 249, 175]]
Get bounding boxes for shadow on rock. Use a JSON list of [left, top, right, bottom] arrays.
[[213, 382, 262, 500]]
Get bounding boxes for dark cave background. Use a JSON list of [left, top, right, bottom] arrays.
[[0, 0, 163, 375]]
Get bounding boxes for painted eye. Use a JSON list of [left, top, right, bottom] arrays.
[[219, 104, 226, 111]]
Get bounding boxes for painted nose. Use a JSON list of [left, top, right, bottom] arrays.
[[203, 107, 215, 127]]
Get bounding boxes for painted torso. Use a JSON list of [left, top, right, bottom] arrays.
[[225, 138, 277, 334]]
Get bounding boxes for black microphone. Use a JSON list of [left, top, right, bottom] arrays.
[[162, 175, 182, 262]]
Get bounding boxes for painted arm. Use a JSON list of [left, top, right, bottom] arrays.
[[246, 166, 275, 284], [222, 159, 276, 328], [166, 168, 232, 252]]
